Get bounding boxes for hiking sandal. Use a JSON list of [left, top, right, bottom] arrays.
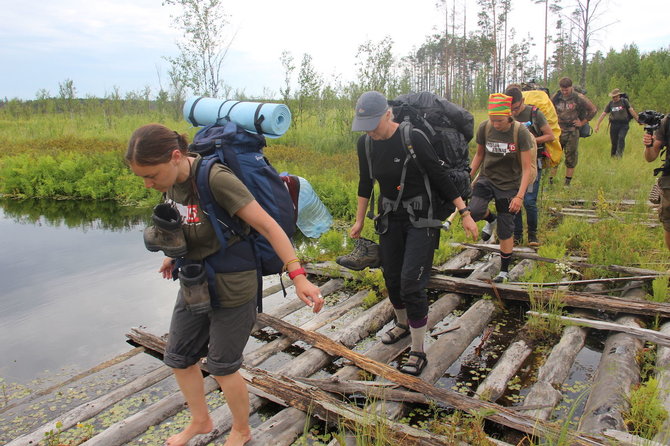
[[399, 351, 428, 376], [380, 323, 410, 345]]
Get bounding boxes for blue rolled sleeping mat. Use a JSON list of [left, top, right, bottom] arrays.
[[183, 96, 292, 138]]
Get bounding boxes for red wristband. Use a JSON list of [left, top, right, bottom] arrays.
[[288, 267, 307, 280]]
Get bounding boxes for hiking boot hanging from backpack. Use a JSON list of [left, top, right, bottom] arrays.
[[336, 238, 381, 271], [143, 203, 188, 258]]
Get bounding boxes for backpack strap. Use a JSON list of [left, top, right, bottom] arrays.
[[253, 103, 266, 135], [187, 97, 204, 126], [529, 106, 541, 137], [364, 135, 377, 220], [397, 121, 442, 228], [194, 155, 264, 312]]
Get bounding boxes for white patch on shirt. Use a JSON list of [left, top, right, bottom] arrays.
[[486, 142, 516, 154]]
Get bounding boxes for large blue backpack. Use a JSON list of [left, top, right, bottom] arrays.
[[189, 121, 299, 311]]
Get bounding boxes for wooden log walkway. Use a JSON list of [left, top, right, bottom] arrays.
[[5, 244, 670, 446]]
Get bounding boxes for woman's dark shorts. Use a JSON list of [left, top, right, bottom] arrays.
[[163, 291, 257, 376], [470, 176, 517, 241]]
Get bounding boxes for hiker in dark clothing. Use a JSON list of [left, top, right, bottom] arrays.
[[595, 88, 640, 157], [126, 124, 324, 446], [350, 91, 478, 376], [643, 116, 670, 252]]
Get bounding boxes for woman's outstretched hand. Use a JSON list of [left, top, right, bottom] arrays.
[[158, 257, 174, 280], [293, 276, 324, 313]]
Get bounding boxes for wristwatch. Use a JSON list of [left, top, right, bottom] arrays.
[[458, 206, 471, 215]]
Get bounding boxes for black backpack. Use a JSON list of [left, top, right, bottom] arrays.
[[388, 92, 474, 200]]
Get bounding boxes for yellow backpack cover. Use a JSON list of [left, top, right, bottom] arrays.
[[522, 90, 562, 168]]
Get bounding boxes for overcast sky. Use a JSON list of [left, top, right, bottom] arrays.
[[1, 0, 668, 100]]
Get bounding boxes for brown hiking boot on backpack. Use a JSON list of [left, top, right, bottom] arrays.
[[143, 203, 188, 258], [336, 238, 381, 271]]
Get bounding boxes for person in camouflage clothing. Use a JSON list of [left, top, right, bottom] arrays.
[[551, 77, 597, 186]]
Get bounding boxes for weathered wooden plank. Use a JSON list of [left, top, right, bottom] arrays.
[[8, 365, 173, 446], [527, 311, 670, 347], [449, 243, 665, 277], [259, 313, 606, 445], [305, 262, 670, 318], [245, 289, 368, 367], [252, 278, 345, 333], [512, 275, 661, 287]]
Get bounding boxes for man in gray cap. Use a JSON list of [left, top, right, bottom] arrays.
[[347, 91, 477, 376], [351, 91, 390, 132]]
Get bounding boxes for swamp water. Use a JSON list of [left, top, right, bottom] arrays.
[[0, 199, 175, 384]]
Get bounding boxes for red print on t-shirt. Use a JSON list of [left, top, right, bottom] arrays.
[[186, 205, 200, 223]]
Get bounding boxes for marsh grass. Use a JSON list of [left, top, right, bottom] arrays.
[[525, 287, 566, 342], [624, 377, 669, 440], [648, 276, 670, 302]]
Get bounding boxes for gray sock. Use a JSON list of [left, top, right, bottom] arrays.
[[410, 325, 427, 352], [394, 308, 408, 326]]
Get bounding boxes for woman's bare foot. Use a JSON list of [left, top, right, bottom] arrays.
[[223, 426, 252, 446], [165, 418, 213, 446]]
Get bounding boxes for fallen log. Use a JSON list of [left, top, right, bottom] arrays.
[[377, 297, 498, 422], [511, 275, 661, 287], [340, 260, 502, 444], [527, 311, 670, 347], [472, 263, 537, 403], [9, 365, 173, 446], [450, 243, 665, 277], [252, 278, 344, 333], [578, 315, 643, 434], [336, 293, 462, 382], [245, 408, 315, 446], [520, 316, 589, 420], [259, 313, 605, 445], [305, 262, 670, 318], [436, 245, 484, 270], [240, 366, 457, 446], [475, 338, 533, 403], [245, 289, 368, 367], [89, 282, 343, 446], [518, 285, 605, 421], [191, 297, 397, 445]]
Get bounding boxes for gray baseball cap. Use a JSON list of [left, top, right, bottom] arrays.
[[351, 91, 388, 131]]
